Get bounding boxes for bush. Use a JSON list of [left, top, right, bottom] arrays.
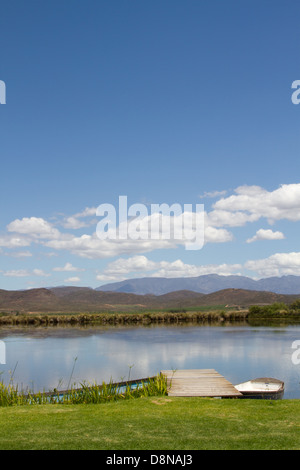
[[289, 300, 300, 313], [248, 303, 288, 316]]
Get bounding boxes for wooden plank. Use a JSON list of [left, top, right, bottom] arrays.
[[161, 369, 220, 376], [161, 369, 242, 397], [161, 370, 223, 378]]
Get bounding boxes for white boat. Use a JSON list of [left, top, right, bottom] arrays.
[[234, 377, 284, 399]]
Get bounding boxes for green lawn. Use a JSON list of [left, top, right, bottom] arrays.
[[1, 397, 300, 450]]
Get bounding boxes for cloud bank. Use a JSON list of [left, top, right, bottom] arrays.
[[1, 182, 300, 284]]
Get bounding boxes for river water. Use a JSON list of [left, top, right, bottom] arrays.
[[1, 323, 300, 398]]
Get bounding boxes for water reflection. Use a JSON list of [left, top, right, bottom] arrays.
[[0, 323, 300, 398]]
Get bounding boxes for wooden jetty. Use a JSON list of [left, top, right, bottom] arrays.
[[160, 369, 243, 398]]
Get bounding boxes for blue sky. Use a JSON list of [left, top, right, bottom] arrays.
[[1, 0, 300, 290]]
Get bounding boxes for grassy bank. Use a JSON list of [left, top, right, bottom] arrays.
[[0, 397, 300, 450], [0, 309, 248, 326], [1, 301, 300, 326]]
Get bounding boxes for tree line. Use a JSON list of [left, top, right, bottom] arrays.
[[249, 300, 300, 316]]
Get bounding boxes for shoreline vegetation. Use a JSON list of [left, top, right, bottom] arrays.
[[0, 309, 248, 326], [0, 374, 168, 407], [0, 301, 300, 326]]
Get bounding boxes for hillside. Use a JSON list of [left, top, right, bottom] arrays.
[[0, 287, 298, 313], [96, 274, 300, 295]]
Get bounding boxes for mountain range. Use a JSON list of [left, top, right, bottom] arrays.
[[0, 274, 300, 314], [0, 285, 299, 314], [96, 274, 300, 296]]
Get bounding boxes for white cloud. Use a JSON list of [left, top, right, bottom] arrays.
[[0, 235, 31, 248], [64, 276, 81, 283], [152, 260, 242, 278], [2, 269, 30, 277], [75, 207, 97, 218], [2, 195, 252, 262], [199, 190, 227, 199], [3, 183, 300, 268], [101, 255, 157, 276], [45, 232, 183, 259], [96, 255, 243, 282], [203, 225, 233, 243], [46, 227, 233, 259], [213, 183, 300, 224], [41, 252, 58, 257], [245, 252, 300, 277], [32, 269, 50, 277], [206, 209, 260, 228], [97, 250, 300, 282], [246, 229, 285, 243], [62, 207, 97, 229], [8, 251, 33, 258], [45, 207, 234, 259], [7, 217, 61, 239], [0, 246, 32, 257], [53, 262, 85, 272], [1, 268, 50, 278], [62, 217, 89, 230]]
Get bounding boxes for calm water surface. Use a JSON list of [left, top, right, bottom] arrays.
[[1, 323, 300, 399]]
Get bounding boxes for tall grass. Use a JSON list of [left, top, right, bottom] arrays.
[[0, 309, 249, 326], [0, 374, 168, 407]]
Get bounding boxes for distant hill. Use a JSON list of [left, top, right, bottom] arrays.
[[199, 288, 293, 306], [0, 286, 298, 313], [96, 274, 300, 295]]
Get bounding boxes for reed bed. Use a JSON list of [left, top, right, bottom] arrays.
[[0, 310, 248, 326], [0, 374, 168, 407]]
